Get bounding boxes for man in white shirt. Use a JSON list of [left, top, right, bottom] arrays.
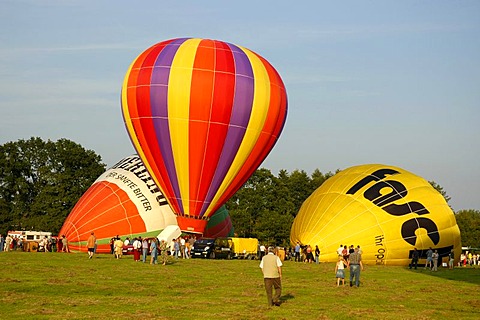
[[259, 247, 283, 306]]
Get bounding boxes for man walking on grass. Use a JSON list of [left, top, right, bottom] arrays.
[[260, 247, 283, 306], [87, 232, 96, 259], [348, 246, 364, 287]]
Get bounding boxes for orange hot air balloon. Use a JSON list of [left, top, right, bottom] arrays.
[[59, 155, 177, 253], [122, 38, 288, 233]]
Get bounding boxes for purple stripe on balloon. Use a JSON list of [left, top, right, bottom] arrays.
[[150, 38, 190, 214], [199, 43, 255, 217]]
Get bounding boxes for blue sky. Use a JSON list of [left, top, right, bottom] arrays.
[[1, 1, 479, 211]]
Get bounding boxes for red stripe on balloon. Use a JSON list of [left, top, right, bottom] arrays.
[[195, 41, 236, 217], [189, 39, 215, 216]]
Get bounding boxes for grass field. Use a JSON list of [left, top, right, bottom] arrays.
[[1, 251, 479, 320]]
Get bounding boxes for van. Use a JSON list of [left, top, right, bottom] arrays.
[[191, 238, 215, 259]]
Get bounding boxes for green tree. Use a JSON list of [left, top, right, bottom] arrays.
[[455, 209, 480, 248], [429, 180, 451, 204], [226, 167, 335, 245], [310, 168, 335, 191], [0, 137, 106, 235], [227, 168, 278, 238]]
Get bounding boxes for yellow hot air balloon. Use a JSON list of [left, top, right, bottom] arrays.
[[290, 164, 461, 266]]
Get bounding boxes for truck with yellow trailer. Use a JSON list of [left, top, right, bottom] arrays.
[[213, 237, 258, 260]]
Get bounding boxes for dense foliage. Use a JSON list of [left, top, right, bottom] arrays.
[[225, 168, 336, 246], [1, 138, 478, 248], [455, 209, 480, 248], [0, 137, 106, 235]]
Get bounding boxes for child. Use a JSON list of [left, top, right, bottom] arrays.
[[335, 255, 346, 286]]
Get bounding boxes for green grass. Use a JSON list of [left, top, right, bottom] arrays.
[[1, 251, 479, 320]]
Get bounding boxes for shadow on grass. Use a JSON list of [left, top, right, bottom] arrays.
[[406, 266, 480, 285], [280, 293, 295, 303]]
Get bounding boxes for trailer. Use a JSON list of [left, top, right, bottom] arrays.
[[230, 237, 258, 260]]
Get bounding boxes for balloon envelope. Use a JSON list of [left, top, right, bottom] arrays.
[[122, 38, 287, 233], [59, 155, 178, 253], [290, 164, 461, 266], [203, 205, 234, 238]]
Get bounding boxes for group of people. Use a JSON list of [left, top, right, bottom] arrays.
[[410, 247, 456, 270], [334, 244, 364, 287], [0, 233, 69, 253], [104, 234, 199, 265], [459, 251, 480, 267], [258, 242, 365, 308], [291, 242, 321, 264]]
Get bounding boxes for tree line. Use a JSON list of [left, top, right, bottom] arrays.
[[1, 137, 479, 248]]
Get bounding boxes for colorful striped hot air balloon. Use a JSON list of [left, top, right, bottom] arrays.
[[122, 38, 288, 233]]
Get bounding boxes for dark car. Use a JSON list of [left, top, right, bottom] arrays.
[[191, 238, 215, 259]]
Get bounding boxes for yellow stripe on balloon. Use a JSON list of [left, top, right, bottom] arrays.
[[121, 58, 160, 199], [168, 38, 201, 216], [205, 46, 271, 214]]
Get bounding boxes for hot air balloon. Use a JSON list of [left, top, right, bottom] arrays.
[[59, 155, 178, 253], [122, 38, 288, 233], [59, 155, 235, 252], [290, 164, 461, 266], [203, 205, 234, 238]]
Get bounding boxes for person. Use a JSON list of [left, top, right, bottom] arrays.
[[159, 240, 168, 265], [150, 238, 158, 265], [57, 236, 63, 253], [314, 245, 320, 264], [259, 244, 266, 259], [50, 236, 57, 252], [132, 237, 141, 262], [5, 235, 12, 252], [109, 237, 115, 255], [259, 247, 282, 306], [432, 249, 439, 271], [305, 245, 314, 263], [114, 237, 123, 259], [357, 245, 363, 255], [294, 242, 301, 262], [425, 247, 433, 269], [409, 248, 419, 270], [87, 232, 96, 259], [180, 237, 186, 259], [347, 246, 364, 287], [335, 255, 346, 286], [173, 239, 180, 259], [342, 245, 349, 262], [337, 244, 344, 257], [61, 235, 69, 253], [142, 238, 149, 263], [448, 250, 454, 269], [41, 236, 49, 252]]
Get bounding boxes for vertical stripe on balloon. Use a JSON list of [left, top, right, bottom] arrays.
[[168, 38, 202, 216]]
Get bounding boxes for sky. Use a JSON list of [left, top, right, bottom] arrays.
[[1, 1, 479, 212]]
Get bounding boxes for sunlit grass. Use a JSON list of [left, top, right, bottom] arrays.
[[1, 251, 479, 319]]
